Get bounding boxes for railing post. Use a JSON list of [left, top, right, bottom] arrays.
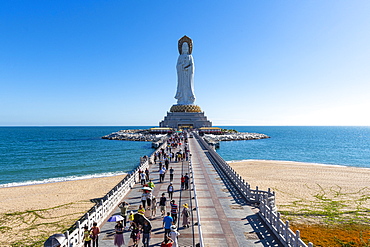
[[269, 197, 274, 223], [295, 230, 300, 247], [285, 220, 289, 243], [76, 221, 81, 244], [65, 231, 69, 247], [276, 212, 281, 234], [101, 199, 105, 215], [246, 183, 250, 199], [86, 212, 90, 228]]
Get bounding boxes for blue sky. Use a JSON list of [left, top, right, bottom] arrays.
[[1, 1, 369, 126]]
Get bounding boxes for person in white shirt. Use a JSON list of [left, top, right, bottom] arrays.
[[169, 225, 180, 247]]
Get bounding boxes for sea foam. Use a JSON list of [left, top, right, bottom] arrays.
[[0, 171, 127, 188]]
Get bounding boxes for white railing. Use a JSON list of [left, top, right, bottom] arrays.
[[53, 139, 169, 247], [259, 196, 313, 247], [194, 133, 313, 247], [188, 157, 204, 247]]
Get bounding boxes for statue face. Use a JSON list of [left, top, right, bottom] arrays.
[[182, 42, 189, 54]]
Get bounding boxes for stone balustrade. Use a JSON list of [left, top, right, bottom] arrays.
[[194, 132, 313, 247]]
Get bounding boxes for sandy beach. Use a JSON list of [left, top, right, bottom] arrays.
[[228, 160, 370, 223], [0, 175, 126, 246]]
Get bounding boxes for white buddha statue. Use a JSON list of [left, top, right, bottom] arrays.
[[175, 41, 196, 105]]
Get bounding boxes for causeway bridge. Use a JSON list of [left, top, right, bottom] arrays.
[[55, 132, 312, 247]]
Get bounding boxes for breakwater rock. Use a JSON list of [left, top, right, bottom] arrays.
[[204, 132, 270, 142], [102, 129, 166, 142]]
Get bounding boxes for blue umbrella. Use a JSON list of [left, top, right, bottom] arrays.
[[107, 214, 124, 222]]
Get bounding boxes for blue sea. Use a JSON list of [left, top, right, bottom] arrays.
[[0, 126, 369, 187]]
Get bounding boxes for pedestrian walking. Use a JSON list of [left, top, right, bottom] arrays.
[[169, 152, 172, 162], [130, 222, 140, 247], [180, 175, 185, 190], [91, 222, 100, 247], [114, 221, 124, 247], [83, 225, 92, 247], [159, 193, 167, 217], [118, 201, 129, 228], [159, 167, 166, 183], [169, 225, 180, 247], [140, 172, 146, 185], [181, 203, 190, 228], [151, 196, 157, 219], [141, 192, 147, 208], [169, 167, 174, 182], [146, 191, 152, 210], [145, 168, 150, 181], [162, 166, 167, 179], [162, 212, 173, 239], [184, 173, 190, 190], [165, 159, 169, 170], [142, 220, 152, 247], [158, 161, 163, 170], [170, 200, 178, 223], [128, 211, 134, 226], [167, 182, 174, 200]]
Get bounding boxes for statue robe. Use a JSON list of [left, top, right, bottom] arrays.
[[175, 53, 195, 105]]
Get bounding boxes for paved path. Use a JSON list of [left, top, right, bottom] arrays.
[[98, 136, 281, 247], [189, 137, 280, 247]]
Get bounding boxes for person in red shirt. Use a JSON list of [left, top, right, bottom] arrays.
[[161, 235, 174, 247], [91, 222, 100, 247], [180, 175, 185, 190]]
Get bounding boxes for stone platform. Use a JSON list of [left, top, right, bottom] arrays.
[[159, 111, 212, 129]]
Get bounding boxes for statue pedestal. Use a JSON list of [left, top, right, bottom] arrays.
[[159, 111, 212, 129]]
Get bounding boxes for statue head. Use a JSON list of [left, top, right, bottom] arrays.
[[178, 35, 193, 54], [181, 42, 189, 54]]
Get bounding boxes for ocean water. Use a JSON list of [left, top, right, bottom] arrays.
[[0, 127, 154, 187], [217, 126, 370, 168], [0, 126, 369, 187]]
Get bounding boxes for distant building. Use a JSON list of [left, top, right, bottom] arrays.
[[149, 127, 173, 134], [198, 127, 223, 135]]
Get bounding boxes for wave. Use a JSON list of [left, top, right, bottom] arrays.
[[0, 171, 127, 188]]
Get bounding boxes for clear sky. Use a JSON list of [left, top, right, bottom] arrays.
[[1, 1, 369, 126]]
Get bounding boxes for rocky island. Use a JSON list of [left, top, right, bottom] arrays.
[[202, 131, 270, 148], [102, 129, 166, 142], [102, 128, 270, 149]]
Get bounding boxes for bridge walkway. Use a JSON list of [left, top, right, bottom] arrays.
[[97, 135, 280, 247], [189, 136, 280, 247]]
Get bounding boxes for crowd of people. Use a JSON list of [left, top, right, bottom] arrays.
[[83, 133, 192, 247]]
